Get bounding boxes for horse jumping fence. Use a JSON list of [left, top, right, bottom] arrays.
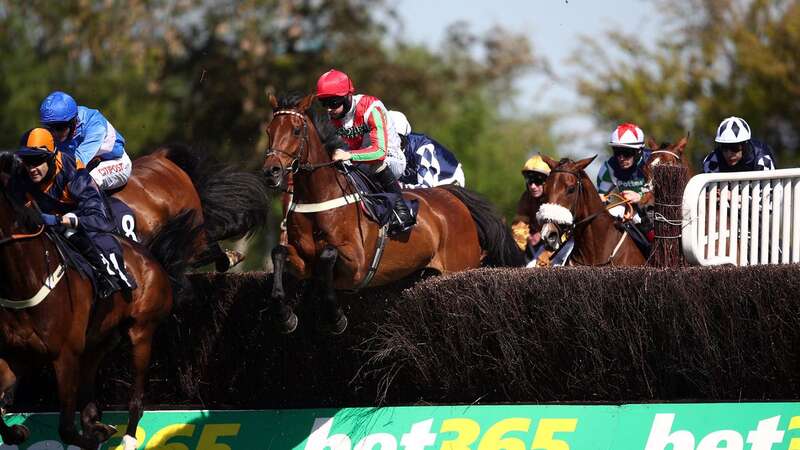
[[681, 168, 800, 266]]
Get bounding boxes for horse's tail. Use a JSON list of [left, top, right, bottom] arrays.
[[159, 144, 270, 241], [439, 185, 526, 267], [146, 209, 202, 302]]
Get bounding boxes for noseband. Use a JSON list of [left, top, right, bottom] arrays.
[[264, 110, 309, 175]]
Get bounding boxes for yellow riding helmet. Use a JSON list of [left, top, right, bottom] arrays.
[[521, 155, 551, 176]]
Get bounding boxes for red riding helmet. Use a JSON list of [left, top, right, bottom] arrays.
[[316, 69, 355, 98]]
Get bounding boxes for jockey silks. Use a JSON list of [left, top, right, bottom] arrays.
[[399, 132, 465, 189], [702, 139, 777, 173], [596, 149, 652, 196], [331, 94, 405, 175]]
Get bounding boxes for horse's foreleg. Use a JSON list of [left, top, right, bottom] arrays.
[[270, 244, 298, 334], [0, 358, 29, 445], [122, 321, 157, 450], [78, 333, 121, 443], [54, 350, 100, 449], [315, 245, 347, 334]]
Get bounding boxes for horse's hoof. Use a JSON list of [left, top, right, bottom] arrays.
[[325, 313, 348, 335], [92, 423, 118, 443], [277, 312, 298, 334], [226, 250, 246, 269], [5, 424, 29, 445], [122, 434, 139, 450], [215, 249, 245, 272]]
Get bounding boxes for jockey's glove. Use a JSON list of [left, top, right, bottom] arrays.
[[40, 213, 59, 226]]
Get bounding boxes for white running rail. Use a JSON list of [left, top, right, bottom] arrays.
[[682, 168, 800, 266]]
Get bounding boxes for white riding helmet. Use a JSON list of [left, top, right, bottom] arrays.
[[389, 110, 411, 136], [609, 123, 645, 149], [715, 116, 751, 144]]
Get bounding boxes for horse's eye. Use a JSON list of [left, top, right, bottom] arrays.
[[567, 185, 576, 194], [293, 127, 301, 136]]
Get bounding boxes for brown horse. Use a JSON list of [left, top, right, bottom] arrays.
[[538, 156, 646, 266], [113, 145, 269, 271], [641, 135, 694, 206], [263, 93, 524, 333], [0, 165, 197, 449]]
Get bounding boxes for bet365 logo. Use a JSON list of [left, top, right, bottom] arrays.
[[646, 414, 800, 450]]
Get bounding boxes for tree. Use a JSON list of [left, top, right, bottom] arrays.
[[573, 0, 800, 167]]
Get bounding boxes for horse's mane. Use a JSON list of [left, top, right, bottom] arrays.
[[275, 92, 345, 153], [0, 152, 44, 229]]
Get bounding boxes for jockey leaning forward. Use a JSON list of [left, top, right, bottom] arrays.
[[10, 128, 133, 298], [596, 123, 654, 254], [316, 69, 415, 233], [702, 116, 776, 173], [39, 91, 131, 191], [388, 110, 465, 189]]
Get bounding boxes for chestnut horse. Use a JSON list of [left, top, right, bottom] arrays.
[[538, 156, 646, 266], [0, 166, 197, 449], [263, 93, 524, 333], [641, 135, 693, 206]]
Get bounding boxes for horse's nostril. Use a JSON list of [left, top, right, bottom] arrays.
[[270, 166, 281, 175]]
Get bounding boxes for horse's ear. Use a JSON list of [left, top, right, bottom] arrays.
[[268, 93, 278, 109], [646, 136, 658, 150], [676, 135, 689, 154], [541, 154, 559, 170], [298, 94, 315, 112], [574, 155, 597, 172]]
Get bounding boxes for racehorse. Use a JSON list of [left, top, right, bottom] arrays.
[[262, 93, 524, 333], [1, 145, 269, 272], [111, 145, 269, 271], [0, 162, 197, 450], [538, 156, 646, 266]]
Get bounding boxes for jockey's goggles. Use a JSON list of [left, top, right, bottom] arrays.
[[319, 96, 346, 109], [524, 172, 548, 186], [45, 121, 72, 133], [19, 153, 52, 167], [612, 147, 639, 158], [720, 143, 745, 154]]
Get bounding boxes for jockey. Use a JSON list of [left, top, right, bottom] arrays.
[[596, 123, 652, 207], [512, 155, 552, 266], [11, 128, 130, 298], [702, 116, 777, 173], [39, 91, 132, 191], [316, 69, 415, 233], [388, 110, 466, 189], [596, 123, 654, 256]]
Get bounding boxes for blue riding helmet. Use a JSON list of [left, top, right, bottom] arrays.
[[40, 91, 78, 124]]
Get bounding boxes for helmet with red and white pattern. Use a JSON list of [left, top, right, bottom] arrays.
[[609, 123, 645, 149], [316, 69, 355, 98]]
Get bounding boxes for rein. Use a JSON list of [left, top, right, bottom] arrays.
[[0, 225, 45, 246]]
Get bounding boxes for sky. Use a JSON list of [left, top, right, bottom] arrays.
[[395, 0, 662, 176]]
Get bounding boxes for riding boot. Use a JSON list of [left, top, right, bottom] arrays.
[[374, 167, 415, 233], [67, 233, 121, 299]]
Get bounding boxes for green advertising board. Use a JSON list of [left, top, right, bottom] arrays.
[[2, 403, 799, 449]]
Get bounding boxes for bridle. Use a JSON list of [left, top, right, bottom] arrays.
[[264, 109, 340, 176], [547, 167, 604, 236], [544, 167, 635, 266]]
